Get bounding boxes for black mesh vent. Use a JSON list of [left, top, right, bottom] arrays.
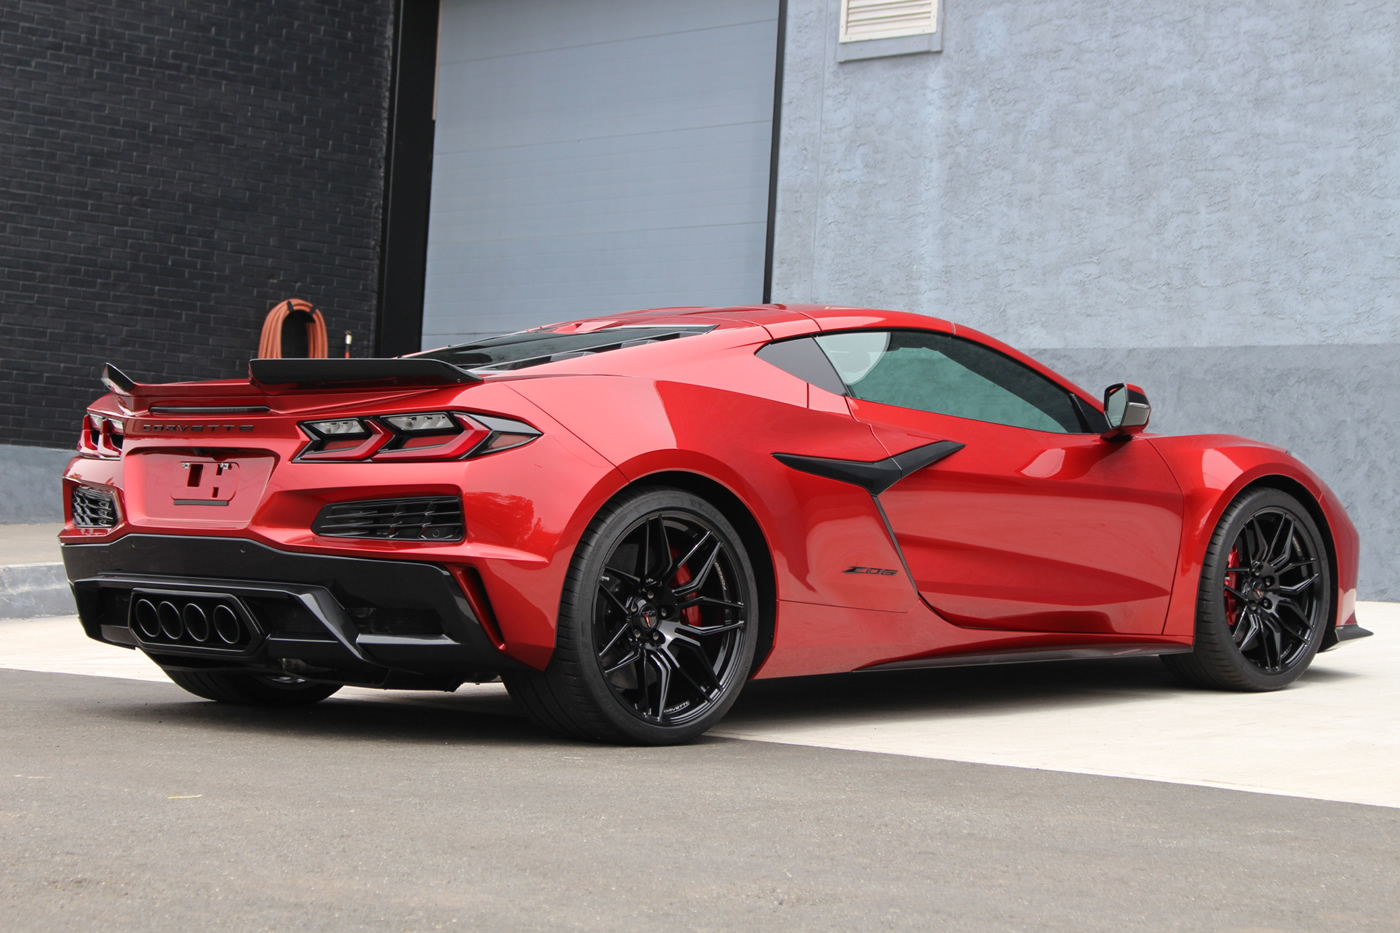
[[312, 497, 464, 541], [72, 486, 118, 527]]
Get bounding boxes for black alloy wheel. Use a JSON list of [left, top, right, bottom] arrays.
[[162, 668, 342, 707], [504, 487, 759, 744], [1163, 488, 1331, 691]]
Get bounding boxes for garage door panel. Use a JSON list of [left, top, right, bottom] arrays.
[[434, 24, 777, 154], [440, 0, 775, 64], [424, 0, 779, 345], [426, 127, 773, 242], [424, 222, 767, 344]]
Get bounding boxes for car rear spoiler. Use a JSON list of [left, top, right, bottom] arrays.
[[100, 359, 480, 400], [247, 358, 481, 390]]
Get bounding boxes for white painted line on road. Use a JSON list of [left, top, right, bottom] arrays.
[[2, 605, 1394, 808]]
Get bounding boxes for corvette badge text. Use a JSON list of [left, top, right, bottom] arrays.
[[136, 423, 255, 433], [843, 566, 898, 576]]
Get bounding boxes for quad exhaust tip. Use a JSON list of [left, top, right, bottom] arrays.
[[131, 596, 251, 648]]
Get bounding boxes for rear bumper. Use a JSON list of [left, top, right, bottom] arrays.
[[62, 534, 527, 687]]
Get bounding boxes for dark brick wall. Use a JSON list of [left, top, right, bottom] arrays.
[[0, 1, 394, 448]]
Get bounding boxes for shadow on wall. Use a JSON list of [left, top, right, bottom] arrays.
[[0, 445, 74, 523], [1033, 344, 1399, 601]]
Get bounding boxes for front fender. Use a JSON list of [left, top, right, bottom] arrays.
[[1148, 435, 1359, 638]]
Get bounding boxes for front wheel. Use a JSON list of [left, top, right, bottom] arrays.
[[1162, 488, 1331, 691], [163, 669, 342, 707], [504, 487, 759, 745]]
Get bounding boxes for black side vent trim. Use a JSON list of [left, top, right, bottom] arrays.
[[772, 440, 965, 495], [312, 497, 464, 541], [72, 487, 119, 528]]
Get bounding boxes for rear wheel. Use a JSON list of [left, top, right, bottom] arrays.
[[163, 669, 342, 707], [1163, 488, 1330, 691], [504, 487, 759, 745]]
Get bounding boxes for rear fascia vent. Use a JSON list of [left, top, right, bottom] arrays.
[[72, 486, 119, 528], [312, 497, 464, 541]]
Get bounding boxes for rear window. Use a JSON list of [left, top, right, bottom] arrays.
[[409, 325, 714, 375]]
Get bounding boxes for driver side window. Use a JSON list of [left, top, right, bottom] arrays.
[[813, 330, 1085, 433]]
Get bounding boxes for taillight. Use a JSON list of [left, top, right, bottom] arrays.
[[296, 411, 539, 462], [78, 413, 124, 459]]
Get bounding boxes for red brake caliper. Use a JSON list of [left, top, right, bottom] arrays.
[[1224, 545, 1241, 627], [670, 549, 702, 626]]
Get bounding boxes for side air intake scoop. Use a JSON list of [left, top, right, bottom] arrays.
[[248, 358, 481, 390]]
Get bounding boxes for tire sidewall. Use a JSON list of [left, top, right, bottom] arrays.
[[557, 488, 759, 744]]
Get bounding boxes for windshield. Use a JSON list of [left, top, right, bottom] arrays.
[[409, 325, 715, 375]]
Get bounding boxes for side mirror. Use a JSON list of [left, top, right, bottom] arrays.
[[1103, 383, 1151, 438]]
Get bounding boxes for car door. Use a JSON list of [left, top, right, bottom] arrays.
[[812, 328, 1185, 636]]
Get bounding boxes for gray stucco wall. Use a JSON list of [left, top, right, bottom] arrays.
[[0, 445, 72, 524], [772, 0, 1400, 598]]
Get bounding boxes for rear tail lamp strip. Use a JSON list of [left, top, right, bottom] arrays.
[[78, 413, 125, 459], [296, 411, 538, 462]]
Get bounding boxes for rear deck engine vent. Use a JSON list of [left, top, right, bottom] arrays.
[[312, 496, 464, 541], [72, 486, 118, 527]]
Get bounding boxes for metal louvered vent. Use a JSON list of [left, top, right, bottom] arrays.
[[72, 486, 118, 527], [312, 497, 464, 541], [840, 0, 938, 42]]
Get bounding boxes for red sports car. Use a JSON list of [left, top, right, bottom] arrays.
[[61, 305, 1369, 744]]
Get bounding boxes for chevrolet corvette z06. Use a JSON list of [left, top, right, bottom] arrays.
[[61, 305, 1369, 744]]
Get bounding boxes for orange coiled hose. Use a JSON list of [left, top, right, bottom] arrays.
[[256, 298, 329, 358]]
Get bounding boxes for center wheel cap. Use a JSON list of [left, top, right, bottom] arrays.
[[634, 602, 659, 630]]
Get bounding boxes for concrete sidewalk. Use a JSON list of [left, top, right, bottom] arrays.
[[0, 524, 71, 618]]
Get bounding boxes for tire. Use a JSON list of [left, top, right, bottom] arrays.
[[163, 669, 342, 707], [1162, 487, 1331, 691], [503, 487, 760, 745]]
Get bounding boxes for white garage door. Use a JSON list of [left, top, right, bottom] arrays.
[[421, 0, 780, 347]]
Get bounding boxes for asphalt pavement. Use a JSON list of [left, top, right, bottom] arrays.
[[1, 606, 1397, 931]]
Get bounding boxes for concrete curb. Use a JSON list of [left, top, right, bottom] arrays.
[[0, 564, 76, 619]]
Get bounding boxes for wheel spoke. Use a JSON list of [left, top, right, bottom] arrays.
[[649, 651, 672, 722], [1235, 611, 1260, 651], [637, 518, 653, 579], [598, 582, 630, 615], [606, 566, 640, 586], [673, 541, 722, 597], [1222, 584, 1249, 601], [1265, 619, 1284, 669], [651, 517, 672, 579], [668, 650, 715, 699], [1242, 521, 1267, 567], [674, 639, 724, 693], [1272, 611, 1311, 642], [675, 594, 747, 613], [677, 619, 746, 638], [599, 620, 632, 658], [603, 648, 641, 675], [1277, 573, 1319, 596], [1275, 597, 1311, 624], [1266, 516, 1295, 569], [634, 652, 650, 711], [668, 531, 713, 583]]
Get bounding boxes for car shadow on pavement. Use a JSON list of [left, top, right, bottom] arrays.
[[87, 652, 1359, 746], [723, 653, 1357, 728]]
